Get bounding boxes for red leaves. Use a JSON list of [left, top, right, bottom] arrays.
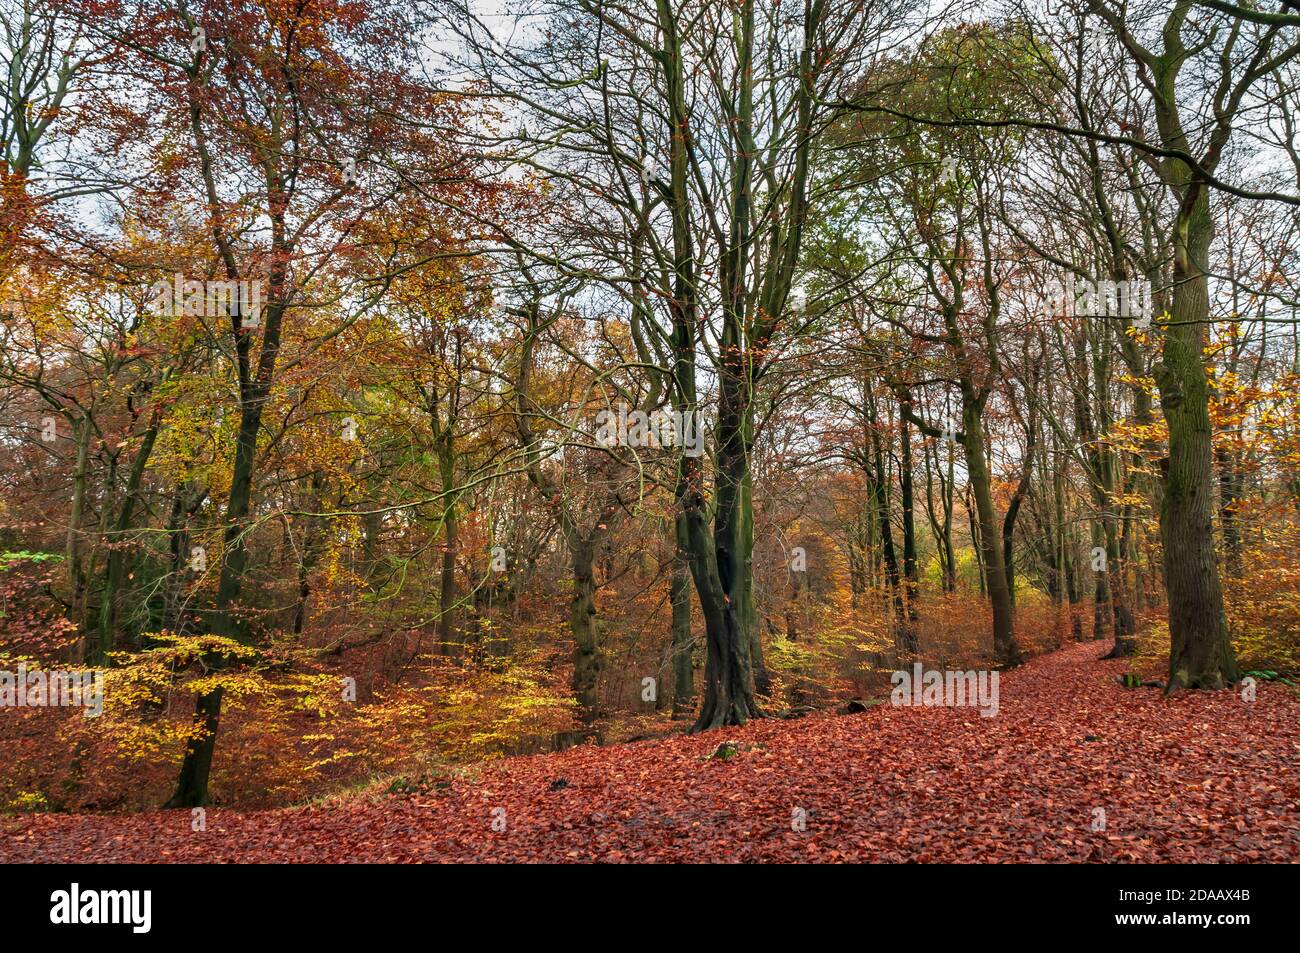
[[5, 642, 1297, 863]]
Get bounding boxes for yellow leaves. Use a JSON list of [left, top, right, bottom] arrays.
[[58, 636, 564, 806], [1124, 325, 1156, 347], [1106, 417, 1168, 460], [301, 751, 360, 774], [7, 791, 50, 813], [1206, 371, 1300, 470], [279, 672, 350, 718], [188, 672, 270, 701], [1116, 371, 1158, 397], [1107, 491, 1150, 509], [1223, 518, 1300, 672], [133, 631, 262, 667]]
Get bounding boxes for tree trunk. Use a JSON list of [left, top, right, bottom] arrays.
[[899, 412, 919, 622], [1091, 519, 1109, 641], [67, 414, 91, 647], [870, 419, 909, 651], [165, 687, 223, 809], [164, 393, 262, 808], [437, 438, 459, 653], [1216, 444, 1243, 578], [569, 540, 601, 723], [670, 515, 694, 717], [962, 405, 1021, 666], [95, 417, 161, 663], [942, 446, 956, 593], [692, 427, 759, 729], [739, 472, 770, 697], [291, 472, 325, 637], [1157, 191, 1239, 690], [167, 278, 286, 807]]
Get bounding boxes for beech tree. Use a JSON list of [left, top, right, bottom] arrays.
[[444, 0, 906, 727]]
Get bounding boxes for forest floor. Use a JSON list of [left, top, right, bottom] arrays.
[[4, 641, 1297, 862]]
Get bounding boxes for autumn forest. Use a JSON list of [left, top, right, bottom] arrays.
[[1, 0, 1299, 872]]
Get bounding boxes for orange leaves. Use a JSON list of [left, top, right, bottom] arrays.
[[9, 642, 1300, 862]]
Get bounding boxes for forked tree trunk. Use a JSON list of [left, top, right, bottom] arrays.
[[691, 437, 759, 730], [962, 404, 1022, 667], [96, 416, 162, 663], [869, 420, 909, 650]]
